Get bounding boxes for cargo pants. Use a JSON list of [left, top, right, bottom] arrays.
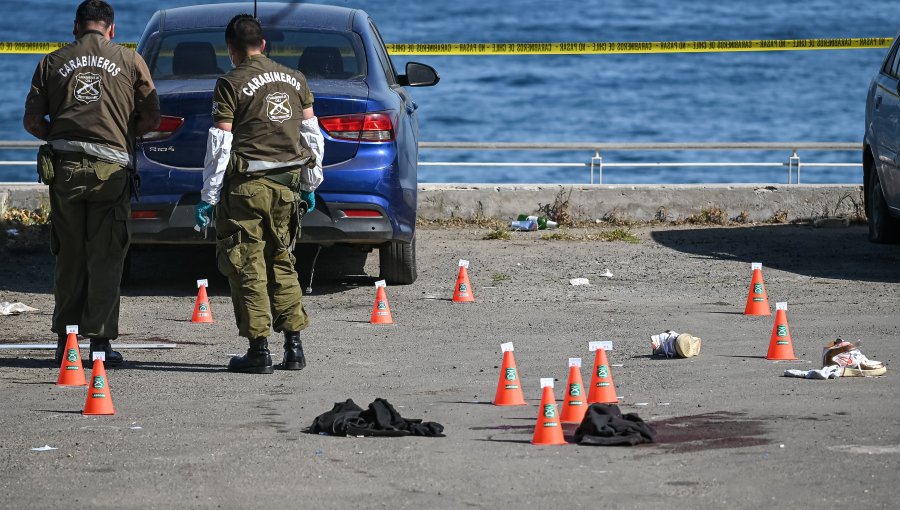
[[215, 174, 309, 339], [48, 151, 130, 339]]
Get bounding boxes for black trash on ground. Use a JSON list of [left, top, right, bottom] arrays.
[[309, 398, 445, 437], [574, 404, 655, 446]]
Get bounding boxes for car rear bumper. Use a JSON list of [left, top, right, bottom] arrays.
[[130, 199, 399, 246]]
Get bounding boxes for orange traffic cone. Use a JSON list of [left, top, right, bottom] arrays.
[[560, 357, 587, 423], [587, 342, 619, 404], [766, 302, 797, 360], [370, 280, 394, 324], [744, 262, 771, 316], [56, 327, 86, 387], [531, 378, 567, 445], [452, 259, 475, 303], [83, 354, 115, 415], [493, 342, 526, 406], [191, 279, 214, 323]]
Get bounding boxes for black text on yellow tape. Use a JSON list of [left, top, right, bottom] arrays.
[[0, 38, 892, 55], [385, 38, 894, 55]]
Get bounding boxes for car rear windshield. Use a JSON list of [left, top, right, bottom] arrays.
[[145, 29, 366, 81]]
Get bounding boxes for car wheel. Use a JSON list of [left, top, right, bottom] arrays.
[[868, 171, 900, 243], [379, 236, 417, 285]]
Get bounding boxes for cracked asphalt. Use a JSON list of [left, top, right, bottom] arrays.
[[0, 223, 898, 509]]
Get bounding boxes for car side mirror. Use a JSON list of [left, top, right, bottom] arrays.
[[398, 62, 439, 87]]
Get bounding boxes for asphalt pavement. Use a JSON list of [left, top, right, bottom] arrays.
[[0, 223, 898, 509]]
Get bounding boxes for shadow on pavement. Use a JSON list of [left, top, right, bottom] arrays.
[[650, 224, 900, 283], [126, 360, 227, 373]]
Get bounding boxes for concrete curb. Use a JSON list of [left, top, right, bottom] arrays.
[[417, 184, 865, 223], [0, 183, 865, 223]]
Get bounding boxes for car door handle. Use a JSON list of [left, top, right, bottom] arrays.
[[875, 95, 882, 108], [405, 104, 415, 114]]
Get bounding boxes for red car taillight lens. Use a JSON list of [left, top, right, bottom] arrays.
[[319, 113, 394, 142], [142, 115, 184, 141]]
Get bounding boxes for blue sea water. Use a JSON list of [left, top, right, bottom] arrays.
[[1, 0, 898, 184]]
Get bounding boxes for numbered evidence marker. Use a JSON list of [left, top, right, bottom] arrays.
[[766, 301, 797, 360], [588, 341, 618, 404], [452, 259, 474, 302], [83, 351, 114, 415], [532, 378, 566, 445], [561, 357, 587, 423], [493, 342, 526, 406]]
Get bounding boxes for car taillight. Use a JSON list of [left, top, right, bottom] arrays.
[[142, 115, 184, 141], [340, 209, 383, 218], [319, 113, 394, 142]]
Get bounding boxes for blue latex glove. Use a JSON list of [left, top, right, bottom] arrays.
[[300, 191, 315, 211], [195, 200, 214, 228]]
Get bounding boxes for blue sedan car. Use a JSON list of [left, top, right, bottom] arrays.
[[132, 2, 438, 283]]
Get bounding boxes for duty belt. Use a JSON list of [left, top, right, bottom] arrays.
[[48, 139, 131, 167]]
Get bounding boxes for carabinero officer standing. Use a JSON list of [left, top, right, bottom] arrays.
[[23, 0, 160, 365], [196, 15, 324, 374]]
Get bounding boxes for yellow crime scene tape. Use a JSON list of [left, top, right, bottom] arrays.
[[0, 37, 892, 56]]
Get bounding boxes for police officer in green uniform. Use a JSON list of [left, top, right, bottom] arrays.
[[195, 15, 324, 374], [23, 0, 160, 365]]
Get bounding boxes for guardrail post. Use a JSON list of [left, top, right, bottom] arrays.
[[788, 150, 800, 184], [590, 150, 603, 184]]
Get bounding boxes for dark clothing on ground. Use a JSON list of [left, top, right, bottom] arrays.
[[310, 398, 445, 437], [574, 404, 656, 446]]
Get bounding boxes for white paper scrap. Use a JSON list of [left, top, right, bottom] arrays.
[[31, 445, 57, 451], [500, 342, 514, 352], [197, 279, 209, 288], [752, 262, 762, 270], [0, 302, 39, 316], [599, 269, 614, 278], [540, 378, 554, 388], [589, 341, 613, 352], [568, 358, 582, 367], [569, 278, 590, 286], [374, 280, 387, 288], [776, 302, 787, 310]]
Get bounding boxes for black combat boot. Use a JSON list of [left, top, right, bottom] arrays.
[[89, 338, 124, 365], [54, 334, 66, 365], [228, 337, 274, 374], [281, 331, 306, 370]]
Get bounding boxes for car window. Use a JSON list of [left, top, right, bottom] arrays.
[[368, 20, 397, 86], [893, 44, 900, 78], [883, 39, 900, 78], [145, 29, 366, 81]]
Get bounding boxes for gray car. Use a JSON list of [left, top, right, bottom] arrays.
[[864, 33, 900, 243]]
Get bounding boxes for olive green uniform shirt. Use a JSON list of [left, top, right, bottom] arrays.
[[212, 54, 313, 163], [24, 31, 159, 161]]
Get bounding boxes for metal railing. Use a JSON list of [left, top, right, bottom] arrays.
[[418, 141, 862, 184], [0, 140, 862, 184]]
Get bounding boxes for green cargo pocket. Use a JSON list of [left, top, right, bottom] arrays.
[[216, 230, 243, 278], [112, 203, 131, 256], [93, 160, 125, 182], [37, 144, 55, 185]]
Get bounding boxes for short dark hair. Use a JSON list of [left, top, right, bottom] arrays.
[[75, 0, 114, 28], [225, 14, 263, 52]]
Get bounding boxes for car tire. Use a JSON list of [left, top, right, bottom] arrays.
[[868, 171, 900, 243], [379, 236, 417, 285]]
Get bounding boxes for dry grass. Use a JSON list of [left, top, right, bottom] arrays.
[[482, 229, 511, 240], [540, 228, 639, 243]]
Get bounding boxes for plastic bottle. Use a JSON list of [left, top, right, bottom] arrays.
[[516, 215, 558, 230], [510, 219, 538, 231]]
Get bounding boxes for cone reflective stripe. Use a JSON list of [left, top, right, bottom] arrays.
[[561, 358, 587, 423], [56, 329, 86, 387], [83, 355, 115, 415], [452, 259, 475, 303], [766, 302, 797, 360], [493, 342, 526, 406], [370, 280, 394, 324], [531, 378, 566, 445], [191, 279, 214, 323], [587, 342, 618, 404], [744, 262, 771, 316]]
